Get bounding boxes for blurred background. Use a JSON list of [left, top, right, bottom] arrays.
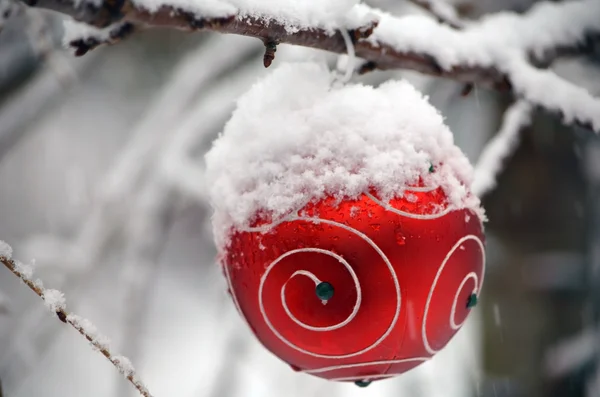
[[0, 0, 599, 396]]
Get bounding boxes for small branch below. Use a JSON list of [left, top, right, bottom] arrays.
[[0, 251, 154, 397]]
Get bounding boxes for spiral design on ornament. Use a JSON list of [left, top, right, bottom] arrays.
[[421, 235, 485, 355], [257, 216, 401, 359], [278, 250, 362, 332]]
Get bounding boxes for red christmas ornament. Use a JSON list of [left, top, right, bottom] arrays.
[[206, 62, 486, 385], [220, 182, 485, 384]]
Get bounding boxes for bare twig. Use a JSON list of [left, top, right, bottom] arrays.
[[0, 253, 154, 397]]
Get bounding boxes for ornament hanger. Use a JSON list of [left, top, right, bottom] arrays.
[[335, 28, 356, 86]]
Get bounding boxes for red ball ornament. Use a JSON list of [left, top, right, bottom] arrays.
[[221, 183, 485, 384], [206, 62, 486, 385]]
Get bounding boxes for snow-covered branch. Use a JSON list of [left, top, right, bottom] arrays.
[[0, 242, 154, 397], [473, 100, 533, 197], [16, 0, 600, 132]]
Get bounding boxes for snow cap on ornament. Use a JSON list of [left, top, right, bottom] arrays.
[[205, 62, 486, 385]]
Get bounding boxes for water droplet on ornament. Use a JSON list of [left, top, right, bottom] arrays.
[[332, 236, 339, 241], [370, 223, 381, 232], [394, 229, 406, 245]]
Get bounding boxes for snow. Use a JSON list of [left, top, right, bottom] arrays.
[[67, 313, 112, 351], [205, 62, 483, 246], [363, 0, 600, 67], [112, 356, 135, 377], [0, 240, 12, 258], [133, 0, 236, 19], [425, 0, 461, 27], [42, 289, 67, 312], [133, 0, 373, 33], [507, 58, 600, 131], [14, 261, 34, 280], [354, 0, 600, 131], [62, 19, 110, 50]]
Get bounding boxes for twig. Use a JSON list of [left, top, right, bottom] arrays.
[[262, 40, 277, 68], [0, 252, 154, 397], [67, 21, 135, 56]]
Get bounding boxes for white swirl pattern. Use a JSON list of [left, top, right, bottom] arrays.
[[256, 216, 401, 359], [223, 189, 485, 381], [422, 235, 485, 355], [450, 272, 478, 330], [278, 249, 362, 331]]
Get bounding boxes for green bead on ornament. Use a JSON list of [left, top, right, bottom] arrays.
[[428, 163, 435, 173], [466, 293, 478, 309], [315, 282, 334, 301], [355, 380, 372, 388]]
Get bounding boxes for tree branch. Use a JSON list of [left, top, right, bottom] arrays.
[[0, 251, 154, 397], [15, 0, 600, 131], [18, 0, 514, 89]]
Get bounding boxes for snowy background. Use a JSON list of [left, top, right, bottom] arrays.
[[0, 0, 599, 396]]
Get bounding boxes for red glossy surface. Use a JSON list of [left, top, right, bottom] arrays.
[[221, 188, 485, 382]]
